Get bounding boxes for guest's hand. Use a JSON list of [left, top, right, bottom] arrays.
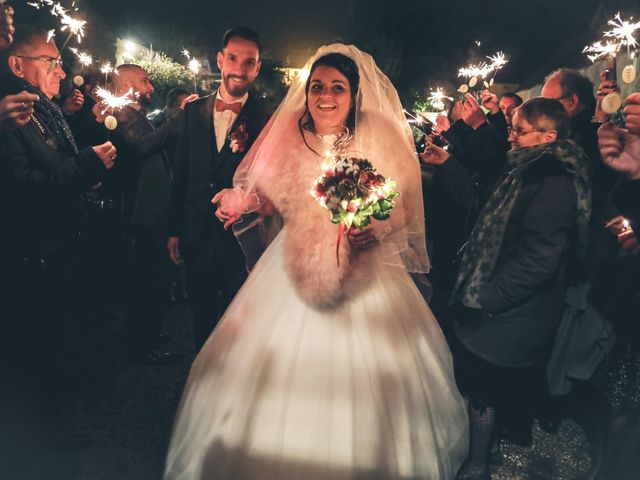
[[481, 89, 500, 115], [597, 122, 640, 180], [420, 140, 450, 165], [617, 228, 640, 256], [92, 101, 111, 124], [433, 114, 451, 135], [604, 215, 629, 236], [461, 94, 487, 130], [594, 70, 620, 122], [451, 100, 463, 122], [347, 223, 379, 251], [179, 94, 199, 110], [212, 189, 241, 230], [167, 236, 182, 265], [0, 91, 38, 132], [62, 89, 84, 115], [624, 93, 640, 136], [92, 141, 117, 169], [0, 5, 15, 51]]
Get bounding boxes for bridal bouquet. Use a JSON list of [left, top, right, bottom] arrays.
[[311, 156, 399, 263]]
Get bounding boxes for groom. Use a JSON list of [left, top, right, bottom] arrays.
[[168, 27, 268, 351]]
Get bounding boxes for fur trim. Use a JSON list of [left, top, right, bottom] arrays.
[[258, 140, 374, 308]]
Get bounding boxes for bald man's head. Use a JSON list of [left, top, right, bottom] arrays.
[[115, 64, 154, 106]]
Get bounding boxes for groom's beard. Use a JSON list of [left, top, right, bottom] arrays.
[[223, 73, 251, 98]]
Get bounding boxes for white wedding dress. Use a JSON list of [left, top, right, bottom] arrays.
[[165, 148, 468, 480]]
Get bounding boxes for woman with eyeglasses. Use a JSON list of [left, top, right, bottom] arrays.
[[422, 97, 591, 480]]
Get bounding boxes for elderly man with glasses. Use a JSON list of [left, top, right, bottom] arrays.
[[0, 25, 117, 466]]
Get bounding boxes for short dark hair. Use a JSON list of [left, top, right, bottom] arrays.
[[549, 68, 596, 110], [222, 27, 261, 54], [1, 24, 50, 72], [501, 92, 523, 106], [517, 97, 571, 139]]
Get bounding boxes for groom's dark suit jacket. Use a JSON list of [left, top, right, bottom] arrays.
[[168, 92, 268, 260]]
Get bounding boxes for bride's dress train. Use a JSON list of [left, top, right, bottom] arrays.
[[164, 233, 468, 480]]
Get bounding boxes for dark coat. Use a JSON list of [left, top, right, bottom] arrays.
[[439, 154, 579, 367], [110, 104, 184, 227], [168, 93, 268, 251], [0, 117, 108, 259]]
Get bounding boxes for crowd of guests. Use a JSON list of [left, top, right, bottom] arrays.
[[1, 5, 640, 479]]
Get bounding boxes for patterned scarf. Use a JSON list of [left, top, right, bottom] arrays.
[[6, 74, 78, 153], [451, 139, 591, 309]]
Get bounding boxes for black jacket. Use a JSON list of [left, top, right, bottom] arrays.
[[0, 117, 108, 259], [439, 154, 579, 366], [110, 104, 184, 227], [168, 93, 268, 247]]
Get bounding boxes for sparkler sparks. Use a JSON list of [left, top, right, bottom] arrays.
[[182, 49, 201, 92], [605, 12, 640, 50], [458, 51, 509, 80], [28, 0, 87, 46], [69, 47, 93, 67], [583, 12, 640, 63], [95, 87, 136, 114], [428, 88, 453, 111], [46, 29, 56, 43]]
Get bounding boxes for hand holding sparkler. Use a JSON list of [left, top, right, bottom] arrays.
[[624, 93, 640, 135], [92, 87, 136, 130], [461, 94, 487, 130], [0, 4, 15, 50], [0, 91, 39, 132], [617, 228, 640, 255], [594, 70, 620, 122], [420, 137, 450, 166], [61, 88, 84, 115], [597, 121, 640, 180], [433, 114, 451, 135], [481, 89, 500, 115]]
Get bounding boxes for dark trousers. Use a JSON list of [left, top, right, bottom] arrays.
[[122, 225, 172, 355], [185, 260, 246, 352], [183, 220, 247, 351]]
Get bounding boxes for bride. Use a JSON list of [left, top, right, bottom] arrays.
[[164, 44, 468, 480]]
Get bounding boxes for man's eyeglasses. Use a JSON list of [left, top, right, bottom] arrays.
[[16, 55, 63, 70], [509, 127, 545, 138]]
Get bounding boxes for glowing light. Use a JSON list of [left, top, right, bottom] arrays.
[[582, 41, 622, 62], [69, 47, 93, 67], [583, 12, 640, 63], [188, 58, 201, 75], [124, 40, 137, 52], [46, 29, 56, 43], [458, 51, 509, 80], [100, 62, 113, 75], [605, 12, 640, 50], [95, 87, 136, 114], [428, 87, 453, 111]]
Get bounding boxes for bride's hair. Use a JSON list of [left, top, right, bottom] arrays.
[[298, 53, 360, 150]]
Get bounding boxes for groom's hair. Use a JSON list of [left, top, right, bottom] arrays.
[[222, 27, 261, 54]]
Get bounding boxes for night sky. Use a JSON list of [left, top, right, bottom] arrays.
[[11, 0, 640, 96]]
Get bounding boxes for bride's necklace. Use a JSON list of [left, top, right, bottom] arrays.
[[316, 128, 353, 158]]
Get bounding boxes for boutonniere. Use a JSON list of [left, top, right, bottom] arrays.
[[228, 122, 249, 153]]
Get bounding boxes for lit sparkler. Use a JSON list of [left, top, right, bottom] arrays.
[[582, 41, 622, 63], [605, 12, 640, 51], [100, 62, 114, 87], [95, 87, 136, 114], [28, 0, 86, 51], [69, 47, 93, 67], [182, 49, 201, 92], [428, 88, 453, 111], [46, 29, 56, 43]]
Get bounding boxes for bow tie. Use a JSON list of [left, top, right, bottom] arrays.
[[215, 98, 242, 115]]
